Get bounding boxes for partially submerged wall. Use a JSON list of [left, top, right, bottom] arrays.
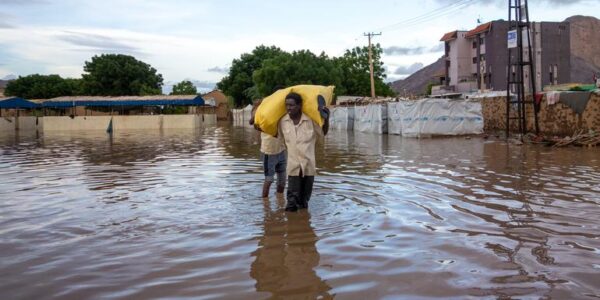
[[481, 92, 600, 135], [0, 115, 213, 133]]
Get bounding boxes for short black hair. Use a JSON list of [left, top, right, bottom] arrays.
[[285, 92, 302, 105]]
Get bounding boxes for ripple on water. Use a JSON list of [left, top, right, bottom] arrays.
[[0, 128, 599, 299]]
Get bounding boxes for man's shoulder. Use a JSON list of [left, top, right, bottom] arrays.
[[280, 114, 291, 123]]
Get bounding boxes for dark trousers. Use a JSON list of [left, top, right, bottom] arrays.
[[286, 174, 315, 211]]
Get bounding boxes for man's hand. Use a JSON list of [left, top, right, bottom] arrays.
[[321, 107, 330, 119]]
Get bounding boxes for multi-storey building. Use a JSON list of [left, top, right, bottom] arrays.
[[440, 20, 570, 93]]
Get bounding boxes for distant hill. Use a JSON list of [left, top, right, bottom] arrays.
[[390, 57, 444, 96], [566, 15, 600, 83]]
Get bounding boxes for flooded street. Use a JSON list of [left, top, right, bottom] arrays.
[[1, 126, 599, 299]]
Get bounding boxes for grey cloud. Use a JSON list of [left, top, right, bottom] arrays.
[[163, 80, 216, 94], [384, 45, 443, 56], [435, 0, 593, 7], [0, 21, 14, 28], [0, 12, 16, 28], [207, 66, 230, 73], [394, 63, 424, 75], [58, 31, 144, 56], [0, 0, 49, 5]]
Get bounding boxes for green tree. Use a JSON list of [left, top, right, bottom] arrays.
[[170, 80, 197, 95], [81, 54, 163, 96], [4, 74, 82, 99], [253, 50, 344, 97], [217, 45, 284, 107], [335, 43, 395, 97]]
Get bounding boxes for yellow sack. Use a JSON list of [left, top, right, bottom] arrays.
[[254, 85, 335, 136]]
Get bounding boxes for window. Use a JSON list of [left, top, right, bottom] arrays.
[[473, 57, 477, 64], [480, 37, 485, 45], [473, 41, 477, 49]]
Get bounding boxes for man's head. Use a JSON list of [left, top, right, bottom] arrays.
[[285, 92, 302, 119]]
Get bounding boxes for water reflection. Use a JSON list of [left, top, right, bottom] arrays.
[[1, 126, 599, 299], [251, 195, 332, 299]]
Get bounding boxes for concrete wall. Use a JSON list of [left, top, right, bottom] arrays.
[[0, 114, 216, 133], [203, 114, 217, 125], [0, 116, 42, 132], [42, 116, 113, 131], [39, 115, 209, 132], [17, 116, 39, 131], [481, 92, 600, 136], [0, 117, 15, 132]]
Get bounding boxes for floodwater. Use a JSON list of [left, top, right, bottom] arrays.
[[1, 126, 599, 300]]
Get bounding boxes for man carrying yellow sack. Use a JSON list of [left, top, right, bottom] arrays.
[[278, 92, 329, 212]]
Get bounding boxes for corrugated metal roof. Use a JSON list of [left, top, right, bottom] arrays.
[[440, 31, 458, 42], [465, 22, 492, 38], [46, 95, 200, 102], [41, 95, 206, 108]]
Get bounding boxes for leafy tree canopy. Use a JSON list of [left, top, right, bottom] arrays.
[[218, 44, 395, 107], [4, 74, 83, 99], [171, 80, 197, 95], [81, 54, 163, 96], [216, 45, 285, 107]]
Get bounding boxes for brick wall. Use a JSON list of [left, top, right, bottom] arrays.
[[481, 92, 600, 135]]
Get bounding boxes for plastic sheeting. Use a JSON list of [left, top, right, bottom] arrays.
[[400, 99, 483, 138], [232, 105, 254, 127], [354, 104, 388, 134], [330, 107, 354, 131], [387, 102, 403, 135]]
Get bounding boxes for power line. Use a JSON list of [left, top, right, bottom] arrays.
[[375, 0, 484, 33], [376, 0, 473, 31]]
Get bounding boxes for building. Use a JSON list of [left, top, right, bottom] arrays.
[[0, 80, 8, 97], [440, 30, 477, 93], [440, 20, 571, 93], [201, 90, 230, 121]]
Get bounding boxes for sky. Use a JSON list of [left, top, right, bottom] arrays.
[[0, 0, 598, 92]]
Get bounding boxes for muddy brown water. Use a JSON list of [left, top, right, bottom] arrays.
[[1, 126, 599, 299]]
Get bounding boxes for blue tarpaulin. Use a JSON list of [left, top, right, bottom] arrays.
[[41, 96, 205, 108], [0, 97, 41, 109]]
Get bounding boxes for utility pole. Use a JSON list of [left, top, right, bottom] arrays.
[[364, 32, 381, 99]]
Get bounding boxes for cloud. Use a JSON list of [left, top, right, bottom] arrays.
[[0, 0, 49, 5], [0, 12, 15, 28], [435, 0, 591, 6], [383, 44, 443, 56], [0, 21, 14, 28], [57, 31, 144, 56], [207, 66, 230, 73], [393, 63, 424, 75], [2, 74, 17, 80], [163, 79, 216, 94]]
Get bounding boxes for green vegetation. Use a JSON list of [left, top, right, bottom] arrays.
[[4, 74, 83, 99], [171, 80, 197, 95], [82, 54, 163, 96], [218, 44, 395, 108]]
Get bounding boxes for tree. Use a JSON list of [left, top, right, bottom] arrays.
[[4, 74, 82, 99], [170, 80, 197, 95], [217, 45, 285, 107], [335, 43, 395, 97], [253, 50, 344, 97], [81, 54, 163, 96]]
